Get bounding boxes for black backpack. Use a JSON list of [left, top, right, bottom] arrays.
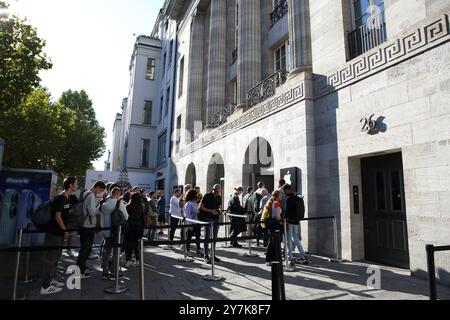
[[32, 201, 53, 230], [253, 193, 263, 212], [67, 191, 90, 229], [111, 200, 127, 228]]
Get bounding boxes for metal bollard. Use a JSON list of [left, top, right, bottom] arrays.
[[426, 245, 437, 300], [104, 226, 128, 294], [244, 214, 258, 257], [21, 224, 35, 284], [140, 238, 145, 301], [12, 229, 23, 300], [204, 222, 224, 282], [328, 217, 342, 263], [283, 219, 295, 272], [223, 212, 232, 248]]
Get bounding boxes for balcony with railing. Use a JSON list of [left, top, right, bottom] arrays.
[[247, 69, 288, 107], [270, 0, 289, 28], [209, 103, 237, 128], [348, 11, 387, 60]]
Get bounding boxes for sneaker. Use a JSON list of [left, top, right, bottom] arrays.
[[40, 285, 63, 295], [50, 279, 65, 288], [232, 243, 243, 248], [204, 256, 211, 264], [109, 274, 124, 281]]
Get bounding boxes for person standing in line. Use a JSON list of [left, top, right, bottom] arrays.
[[77, 181, 106, 278], [168, 189, 182, 249], [243, 186, 256, 236], [199, 184, 223, 264], [99, 187, 129, 279], [228, 187, 247, 248], [263, 191, 283, 265], [146, 192, 159, 242], [257, 188, 271, 247], [40, 177, 78, 295], [195, 187, 203, 204], [183, 189, 199, 256], [157, 191, 166, 235], [124, 193, 145, 267], [283, 185, 308, 265]]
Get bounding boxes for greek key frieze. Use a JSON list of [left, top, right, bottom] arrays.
[[315, 14, 449, 99]]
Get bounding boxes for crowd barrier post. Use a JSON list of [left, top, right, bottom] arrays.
[[21, 224, 35, 284], [204, 222, 225, 282], [140, 238, 145, 301], [104, 226, 128, 294], [329, 216, 342, 263], [283, 219, 295, 272], [12, 229, 24, 301]]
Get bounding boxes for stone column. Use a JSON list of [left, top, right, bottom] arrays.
[[186, 10, 205, 141], [237, 0, 261, 108], [206, 0, 227, 124], [288, 0, 312, 75]]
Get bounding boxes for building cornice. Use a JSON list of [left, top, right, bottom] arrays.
[[176, 13, 450, 159]]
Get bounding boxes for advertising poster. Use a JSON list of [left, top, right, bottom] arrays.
[[0, 169, 57, 245]]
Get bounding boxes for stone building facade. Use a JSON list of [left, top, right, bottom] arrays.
[[154, 0, 450, 284]]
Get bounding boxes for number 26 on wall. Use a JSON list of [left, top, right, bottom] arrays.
[[360, 114, 377, 132]]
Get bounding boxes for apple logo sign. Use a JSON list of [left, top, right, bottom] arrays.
[[284, 171, 292, 186]]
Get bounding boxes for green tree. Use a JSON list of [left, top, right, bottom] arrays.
[[55, 90, 106, 177], [0, 0, 52, 114], [1, 87, 76, 170]]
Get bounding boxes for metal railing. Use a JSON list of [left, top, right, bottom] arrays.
[[426, 244, 450, 300], [210, 103, 237, 128], [348, 11, 387, 60], [247, 69, 288, 107], [231, 48, 238, 65], [270, 0, 289, 28]]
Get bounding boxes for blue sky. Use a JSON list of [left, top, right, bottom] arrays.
[[9, 0, 165, 170]]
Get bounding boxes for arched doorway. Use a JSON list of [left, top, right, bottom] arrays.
[[185, 163, 197, 188], [207, 153, 225, 209], [243, 137, 275, 193]]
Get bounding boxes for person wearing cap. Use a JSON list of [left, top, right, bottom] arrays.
[[228, 186, 247, 248]]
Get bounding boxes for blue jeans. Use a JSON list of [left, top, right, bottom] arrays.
[[287, 223, 305, 260], [203, 218, 219, 258]]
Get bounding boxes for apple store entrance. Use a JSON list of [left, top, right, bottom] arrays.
[[242, 137, 275, 193]]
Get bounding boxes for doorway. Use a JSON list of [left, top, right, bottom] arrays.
[[361, 152, 410, 269]]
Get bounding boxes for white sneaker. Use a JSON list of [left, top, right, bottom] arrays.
[[50, 279, 65, 288], [40, 285, 63, 295]]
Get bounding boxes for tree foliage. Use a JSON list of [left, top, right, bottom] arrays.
[[0, 2, 52, 113], [0, 3, 106, 178], [55, 90, 106, 177]]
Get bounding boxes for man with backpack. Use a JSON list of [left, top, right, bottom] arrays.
[[283, 184, 308, 265], [40, 176, 78, 295], [99, 187, 128, 280], [76, 181, 106, 278]]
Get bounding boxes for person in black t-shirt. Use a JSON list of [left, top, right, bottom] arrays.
[[41, 176, 78, 295], [199, 184, 223, 264]]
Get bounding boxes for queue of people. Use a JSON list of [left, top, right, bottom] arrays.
[[38, 176, 307, 296]]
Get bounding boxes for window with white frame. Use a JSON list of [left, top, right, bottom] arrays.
[[348, 0, 386, 60], [274, 41, 290, 72], [146, 58, 156, 80]]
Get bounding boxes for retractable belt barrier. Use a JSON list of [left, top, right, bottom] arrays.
[[4, 215, 339, 300]]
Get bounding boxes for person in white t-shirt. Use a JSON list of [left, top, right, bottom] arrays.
[[168, 189, 182, 248]]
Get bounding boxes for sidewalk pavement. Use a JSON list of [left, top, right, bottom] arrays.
[[3, 234, 450, 300]]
